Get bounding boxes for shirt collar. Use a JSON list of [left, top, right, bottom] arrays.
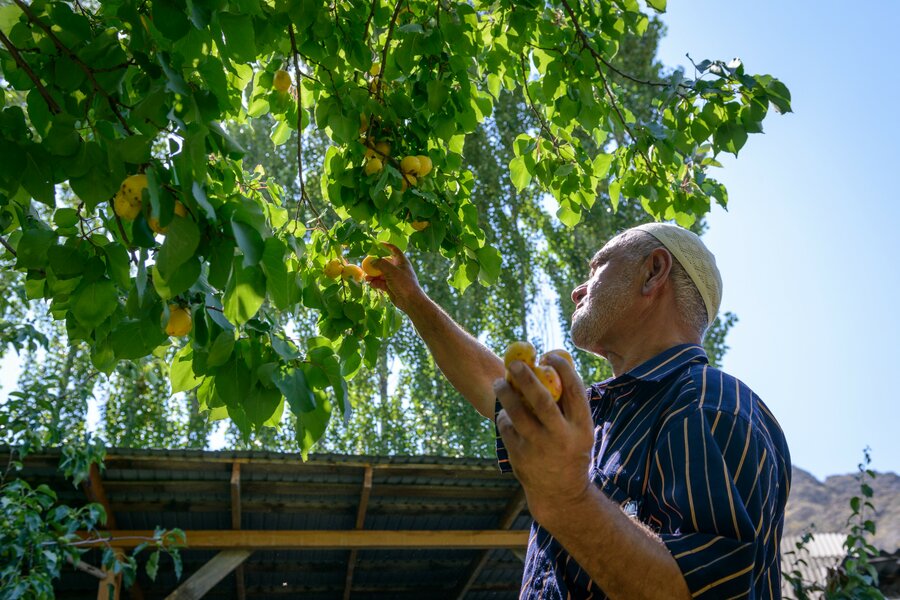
[[596, 344, 709, 391]]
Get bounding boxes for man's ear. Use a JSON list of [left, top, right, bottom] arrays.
[[641, 248, 673, 296]]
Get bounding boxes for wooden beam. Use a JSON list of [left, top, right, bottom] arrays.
[[77, 529, 529, 550], [164, 550, 251, 600], [230, 463, 246, 600], [97, 548, 125, 600], [453, 488, 527, 600], [83, 463, 117, 529], [343, 466, 373, 600]]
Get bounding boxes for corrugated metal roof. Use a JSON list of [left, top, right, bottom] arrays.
[[16, 448, 528, 599], [781, 533, 848, 600]]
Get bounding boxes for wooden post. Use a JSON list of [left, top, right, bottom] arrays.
[[230, 462, 247, 600], [342, 466, 373, 600], [164, 550, 251, 600], [454, 487, 527, 599], [96, 548, 125, 600]]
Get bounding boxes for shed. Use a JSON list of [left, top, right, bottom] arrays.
[[15, 449, 530, 599]]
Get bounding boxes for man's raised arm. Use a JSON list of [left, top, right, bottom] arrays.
[[369, 244, 502, 419]]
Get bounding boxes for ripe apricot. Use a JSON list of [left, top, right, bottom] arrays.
[[165, 305, 192, 337], [416, 155, 433, 177], [540, 349, 575, 369], [361, 256, 383, 277], [400, 173, 417, 192], [411, 220, 430, 231], [504, 341, 536, 369], [149, 201, 188, 234], [400, 155, 421, 175], [534, 365, 563, 402], [113, 173, 148, 220], [364, 157, 383, 176], [273, 69, 291, 92], [323, 258, 344, 279], [341, 264, 366, 283]]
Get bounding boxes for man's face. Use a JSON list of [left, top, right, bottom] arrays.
[[570, 238, 639, 354]]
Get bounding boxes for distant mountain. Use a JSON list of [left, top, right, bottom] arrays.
[[784, 466, 900, 552]]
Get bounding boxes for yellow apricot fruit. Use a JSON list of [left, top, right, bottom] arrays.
[[400, 155, 421, 175], [359, 114, 369, 134], [113, 173, 148, 220], [323, 258, 344, 279], [369, 63, 381, 77], [273, 69, 292, 92], [534, 365, 563, 402], [540, 349, 575, 369], [361, 256, 383, 277], [504, 341, 536, 369], [364, 157, 383, 176], [416, 155, 433, 177], [400, 172, 417, 192], [341, 264, 366, 283], [411, 220, 430, 231], [374, 141, 391, 158], [165, 305, 192, 337]]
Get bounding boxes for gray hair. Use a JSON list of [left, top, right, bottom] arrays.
[[617, 230, 709, 338]]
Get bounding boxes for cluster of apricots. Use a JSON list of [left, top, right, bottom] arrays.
[[112, 173, 188, 235], [503, 341, 575, 402], [322, 255, 386, 283]]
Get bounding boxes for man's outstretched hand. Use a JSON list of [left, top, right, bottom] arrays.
[[368, 243, 426, 314]]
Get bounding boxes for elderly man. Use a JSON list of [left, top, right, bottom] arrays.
[[370, 223, 791, 599]]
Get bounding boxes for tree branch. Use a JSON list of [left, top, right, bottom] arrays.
[[558, 0, 667, 185], [519, 54, 560, 152], [13, 0, 133, 134], [0, 235, 17, 257], [374, 0, 405, 100], [288, 24, 324, 228], [363, 0, 379, 43], [0, 29, 61, 114]]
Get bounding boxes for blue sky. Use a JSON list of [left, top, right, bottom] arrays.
[[655, 1, 900, 479]]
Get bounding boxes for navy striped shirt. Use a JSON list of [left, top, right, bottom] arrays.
[[495, 344, 791, 599]]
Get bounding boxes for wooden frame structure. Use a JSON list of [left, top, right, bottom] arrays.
[[17, 449, 532, 599]]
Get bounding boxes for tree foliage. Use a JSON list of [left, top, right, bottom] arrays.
[[0, 0, 789, 451]]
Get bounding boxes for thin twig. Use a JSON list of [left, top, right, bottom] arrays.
[[363, 0, 379, 42], [558, 0, 666, 184], [67, 556, 107, 580], [288, 24, 324, 228], [13, 0, 133, 134], [519, 54, 560, 152], [0, 30, 60, 114], [374, 0, 405, 99], [0, 235, 17, 257]]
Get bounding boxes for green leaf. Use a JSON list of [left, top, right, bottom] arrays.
[[223, 262, 266, 325], [261, 238, 295, 310], [295, 391, 331, 459], [245, 385, 283, 429], [156, 217, 200, 279], [219, 13, 257, 63], [645, 0, 666, 11], [207, 330, 235, 367], [71, 280, 118, 329], [276, 368, 316, 414], [608, 180, 621, 212], [103, 244, 132, 289], [231, 220, 264, 266], [15, 229, 55, 270], [110, 319, 167, 360], [509, 156, 532, 192], [22, 153, 54, 207], [591, 153, 614, 178], [152, 257, 201, 300], [270, 120, 291, 146], [476, 246, 502, 285], [170, 345, 202, 394]]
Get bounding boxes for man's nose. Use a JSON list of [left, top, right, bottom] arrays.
[[571, 284, 587, 305]]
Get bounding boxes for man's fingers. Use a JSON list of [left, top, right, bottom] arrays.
[[542, 353, 591, 425], [504, 362, 566, 434], [380, 242, 408, 265], [494, 377, 542, 438]]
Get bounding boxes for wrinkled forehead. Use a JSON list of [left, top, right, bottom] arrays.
[[590, 231, 633, 266]]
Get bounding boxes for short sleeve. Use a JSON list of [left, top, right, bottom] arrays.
[[494, 398, 513, 473], [644, 407, 773, 598]]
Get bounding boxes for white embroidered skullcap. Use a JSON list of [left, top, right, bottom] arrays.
[[633, 223, 722, 328]]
